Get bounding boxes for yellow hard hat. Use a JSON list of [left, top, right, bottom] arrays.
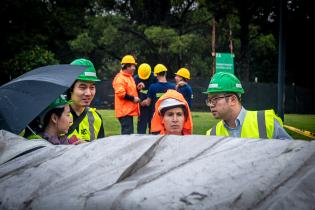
[[138, 63, 151, 80], [153, 64, 167, 76], [175, 68, 190, 80], [121, 55, 137, 65]]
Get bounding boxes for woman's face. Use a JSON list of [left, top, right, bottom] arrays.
[[56, 105, 73, 134], [162, 107, 185, 135]]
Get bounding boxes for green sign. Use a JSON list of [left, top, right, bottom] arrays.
[[216, 53, 234, 74]]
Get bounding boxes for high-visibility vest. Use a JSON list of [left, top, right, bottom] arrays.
[[67, 108, 102, 141], [206, 110, 283, 139], [27, 133, 43, 140]]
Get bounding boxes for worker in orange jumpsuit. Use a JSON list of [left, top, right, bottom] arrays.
[[112, 55, 140, 134]]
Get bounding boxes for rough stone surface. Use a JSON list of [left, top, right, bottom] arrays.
[[1, 130, 315, 210]]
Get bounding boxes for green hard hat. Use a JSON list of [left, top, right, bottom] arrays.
[[48, 95, 72, 109], [70, 58, 100, 82], [38, 95, 72, 125], [205, 72, 244, 94]]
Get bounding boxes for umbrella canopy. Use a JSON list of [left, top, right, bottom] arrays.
[[0, 64, 88, 134]]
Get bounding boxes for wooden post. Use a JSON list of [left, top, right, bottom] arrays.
[[211, 17, 216, 77], [229, 22, 234, 54]]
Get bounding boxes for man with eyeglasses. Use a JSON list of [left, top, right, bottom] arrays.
[[205, 72, 292, 140]]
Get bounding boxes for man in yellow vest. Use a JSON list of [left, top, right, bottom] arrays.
[[205, 72, 292, 139], [67, 58, 105, 141]]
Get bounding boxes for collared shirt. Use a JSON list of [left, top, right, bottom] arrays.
[[223, 107, 292, 140]]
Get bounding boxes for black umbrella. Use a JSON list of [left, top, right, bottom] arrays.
[[0, 64, 88, 134]]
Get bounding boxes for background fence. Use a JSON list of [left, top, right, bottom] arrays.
[[93, 79, 315, 114]]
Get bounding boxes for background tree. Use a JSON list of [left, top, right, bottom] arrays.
[[0, 0, 313, 89]]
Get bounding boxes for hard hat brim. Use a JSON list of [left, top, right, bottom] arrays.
[[139, 73, 150, 80]]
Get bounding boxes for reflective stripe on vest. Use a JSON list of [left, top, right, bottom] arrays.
[[257, 110, 267, 138], [67, 108, 102, 141], [87, 111, 95, 140], [206, 110, 281, 139]]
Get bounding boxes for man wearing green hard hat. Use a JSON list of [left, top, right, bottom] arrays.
[[67, 58, 105, 141], [205, 72, 292, 139]]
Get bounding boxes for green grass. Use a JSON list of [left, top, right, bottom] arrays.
[[284, 114, 315, 140], [98, 109, 315, 140]]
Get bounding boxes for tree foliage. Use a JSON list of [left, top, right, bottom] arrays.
[[3, 46, 59, 80], [0, 0, 313, 87]]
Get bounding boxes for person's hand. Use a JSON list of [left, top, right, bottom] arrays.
[[134, 96, 141, 103], [141, 99, 149, 106], [73, 140, 87, 145], [177, 81, 187, 88], [137, 82, 145, 90]]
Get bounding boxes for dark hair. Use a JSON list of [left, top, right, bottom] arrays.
[[24, 106, 65, 138], [66, 82, 76, 100], [177, 75, 189, 82], [160, 104, 188, 119], [224, 92, 241, 102], [122, 63, 132, 70], [156, 71, 166, 77], [43, 107, 65, 128]]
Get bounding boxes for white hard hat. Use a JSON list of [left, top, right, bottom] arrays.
[[158, 98, 185, 113]]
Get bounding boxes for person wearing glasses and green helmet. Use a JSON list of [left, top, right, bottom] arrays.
[[67, 58, 105, 141], [205, 72, 292, 140]]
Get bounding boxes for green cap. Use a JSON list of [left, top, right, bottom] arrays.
[[70, 58, 100, 82], [205, 72, 244, 94], [48, 95, 72, 109]]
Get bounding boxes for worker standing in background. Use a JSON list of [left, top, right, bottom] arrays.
[[174, 67, 193, 109], [134, 63, 157, 134], [112, 55, 140, 134], [141, 64, 175, 111], [141, 64, 176, 134]]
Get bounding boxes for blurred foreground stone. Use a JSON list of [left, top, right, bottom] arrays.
[[1, 130, 315, 210]]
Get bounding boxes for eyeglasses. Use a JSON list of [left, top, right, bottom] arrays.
[[205, 95, 232, 106]]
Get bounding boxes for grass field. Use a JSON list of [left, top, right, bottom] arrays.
[[98, 109, 315, 140]]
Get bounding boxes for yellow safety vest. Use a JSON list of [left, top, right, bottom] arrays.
[[27, 133, 43, 140], [67, 108, 102, 141], [206, 110, 283, 139]]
